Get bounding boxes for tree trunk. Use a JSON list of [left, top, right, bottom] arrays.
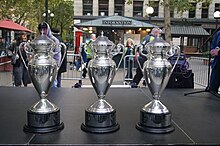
[[164, 0, 171, 43]]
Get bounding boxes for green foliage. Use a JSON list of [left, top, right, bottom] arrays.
[[167, 0, 212, 15], [127, 0, 212, 15], [0, 0, 74, 40], [202, 51, 210, 58], [126, 0, 132, 5]]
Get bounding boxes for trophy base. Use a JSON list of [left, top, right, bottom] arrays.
[[23, 109, 64, 134], [136, 110, 175, 134], [81, 109, 120, 133]]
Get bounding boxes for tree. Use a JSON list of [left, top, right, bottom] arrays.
[[127, 0, 212, 42], [164, 0, 171, 43], [0, 0, 74, 40], [164, 0, 212, 42]]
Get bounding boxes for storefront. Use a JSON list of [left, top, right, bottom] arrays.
[[0, 19, 33, 71], [74, 15, 158, 45]]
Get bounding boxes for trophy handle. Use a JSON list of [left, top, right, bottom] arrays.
[[19, 42, 32, 69], [114, 43, 125, 71], [57, 42, 67, 69], [168, 45, 181, 73]]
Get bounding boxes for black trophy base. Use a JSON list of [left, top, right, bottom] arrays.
[[23, 109, 64, 134], [81, 109, 120, 134], [136, 110, 175, 134]]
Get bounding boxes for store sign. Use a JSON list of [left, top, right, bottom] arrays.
[[102, 20, 132, 25]]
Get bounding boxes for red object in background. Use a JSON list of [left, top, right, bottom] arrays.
[[75, 30, 83, 54], [0, 56, 12, 72], [0, 19, 33, 33]]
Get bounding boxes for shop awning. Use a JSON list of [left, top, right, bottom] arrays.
[[74, 15, 158, 28], [0, 19, 33, 33], [163, 25, 210, 36]]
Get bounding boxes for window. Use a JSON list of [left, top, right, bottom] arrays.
[[215, 3, 220, 12], [170, 9, 174, 18], [99, 0, 109, 16], [114, 0, 124, 16], [188, 3, 196, 18], [201, 3, 209, 18], [83, 0, 93, 16], [149, 1, 159, 17], [133, 1, 143, 17]]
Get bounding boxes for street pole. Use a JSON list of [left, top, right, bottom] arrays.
[[146, 7, 154, 24], [45, 0, 49, 23]]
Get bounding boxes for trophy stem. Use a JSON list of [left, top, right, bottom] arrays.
[[153, 94, 160, 100], [40, 91, 48, 99]]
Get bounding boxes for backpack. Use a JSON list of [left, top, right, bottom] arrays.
[[168, 53, 191, 78]]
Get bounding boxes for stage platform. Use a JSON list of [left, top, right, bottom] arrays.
[[0, 86, 220, 145]]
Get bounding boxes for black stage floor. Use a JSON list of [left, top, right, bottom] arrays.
[[0, 86, 220, 145]]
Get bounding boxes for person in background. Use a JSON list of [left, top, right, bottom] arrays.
[[8, 31, 31, 87], [124, 38, 135, 82], [38, 22, 61, 87], [73, 33, 96, 88], [209, 30, 220, 94], [82, 33, 96, 78], [129, 27, 162, 88], [52, 28, 67, 88], [0, 37, 6, 56]]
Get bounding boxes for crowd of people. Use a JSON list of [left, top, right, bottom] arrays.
[[73, 27, 162, 88], [4, 23, 220, 94], [4, 26, 165, 89], [6, 22, 67, 88]]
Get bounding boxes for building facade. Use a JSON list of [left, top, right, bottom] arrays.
[[74, 0, 220, 52]]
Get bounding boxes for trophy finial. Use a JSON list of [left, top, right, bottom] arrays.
[[101, 31, 104, 36], [40, 30, 44, 35]]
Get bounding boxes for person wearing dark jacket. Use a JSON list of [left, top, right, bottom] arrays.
[[129, 28, 161, 88], [209, 30, 220, 94], [9, 32, 31, 87], [52, 28, 67, 87]]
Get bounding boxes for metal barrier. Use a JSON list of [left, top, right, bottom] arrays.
[[0, 56, 13, 86], [188, 57, 211, 87], [123, 54, 137, 83], [122, 55, 211, 88], [0, 53, 213, 89], [61, 52, 83, 81]]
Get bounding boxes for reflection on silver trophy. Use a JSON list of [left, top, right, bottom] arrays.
[[81, 32, 125, 133], [136, 36, 180, 133], [19, 33, 66, 133]]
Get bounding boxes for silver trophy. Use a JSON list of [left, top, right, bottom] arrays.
[[19, 34, 66, 133], [81, 32, 125, 133], [136, 36, 180, 133]]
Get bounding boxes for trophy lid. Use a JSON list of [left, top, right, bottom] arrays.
[[29, 34, 55, 52], [92, 31, 114, 47], [147, 36, 170, 48]]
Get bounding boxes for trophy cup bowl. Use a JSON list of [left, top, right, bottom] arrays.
[[81, 32, 124, 133], [136, 36, 180, 133], [20, 34, 66, 133]]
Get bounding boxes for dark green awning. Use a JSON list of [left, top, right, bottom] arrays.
[[163, 25, 210, 36], [74, 15, 158, 28]]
